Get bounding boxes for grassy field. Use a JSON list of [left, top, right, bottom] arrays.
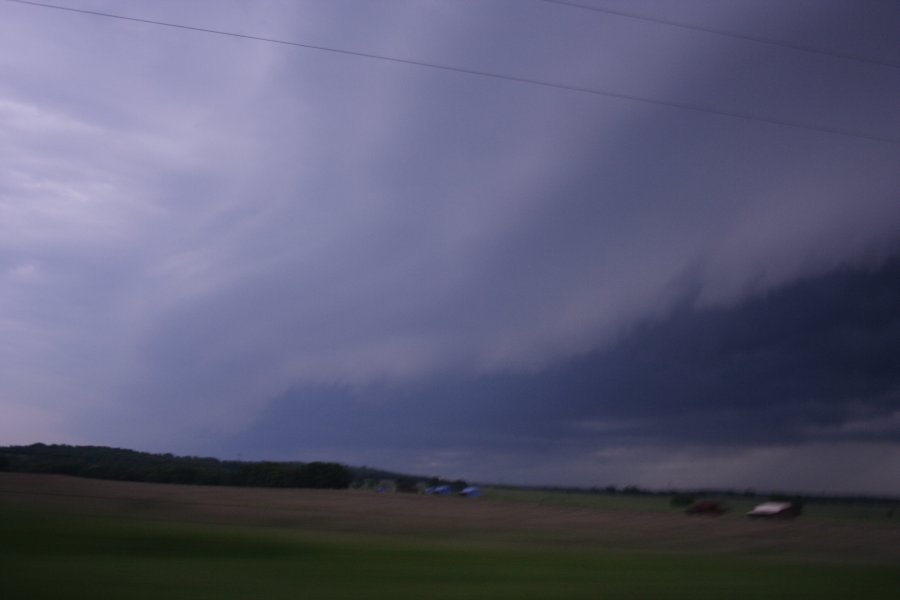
[[2, 473, 899, 599]]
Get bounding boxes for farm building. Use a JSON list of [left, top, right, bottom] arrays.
[[746, 501, 802, 519]]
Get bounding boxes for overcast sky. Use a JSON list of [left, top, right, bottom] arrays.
[[1, 0, 899, 496]]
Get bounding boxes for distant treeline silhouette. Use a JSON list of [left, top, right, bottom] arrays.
[[0, 444, 352, 489]]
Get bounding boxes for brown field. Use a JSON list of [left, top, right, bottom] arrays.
[[2, 472, 898, 564]]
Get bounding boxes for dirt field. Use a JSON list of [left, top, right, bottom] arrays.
[[2, 472, 898, 564]]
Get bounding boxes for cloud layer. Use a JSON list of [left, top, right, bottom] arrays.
[[1, 0, 899, 492]]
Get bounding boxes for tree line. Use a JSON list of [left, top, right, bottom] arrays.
[[0, 444, 352, 489]]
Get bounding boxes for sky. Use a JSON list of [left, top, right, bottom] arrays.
[[1, 0, 899, 496]]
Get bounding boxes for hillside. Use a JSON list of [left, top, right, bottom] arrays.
[[0, 443, 463, 491]]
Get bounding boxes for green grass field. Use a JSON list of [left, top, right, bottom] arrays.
[[4, 509, 899, 600], [2, 474, 898, 599]]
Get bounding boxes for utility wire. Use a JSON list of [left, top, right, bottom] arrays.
[[540, 0, 900, 70], [5, 0, 900, 146]]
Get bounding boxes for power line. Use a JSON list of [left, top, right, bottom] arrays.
[[540, 0, 900, 70], [5, 0, 900, 146]]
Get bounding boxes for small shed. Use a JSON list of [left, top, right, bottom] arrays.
[[747, 501, 802, 519]]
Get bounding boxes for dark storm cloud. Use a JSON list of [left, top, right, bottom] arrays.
[[228, 259, 900, 490], [1, 1, 899, 492]]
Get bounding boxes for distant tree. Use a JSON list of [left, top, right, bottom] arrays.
[[0, 453, 9, 471], [163, 466, 201, 484], [395, 477, 419, 493], [298, 462, 352, 489], [235, 462, 301, 487]]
